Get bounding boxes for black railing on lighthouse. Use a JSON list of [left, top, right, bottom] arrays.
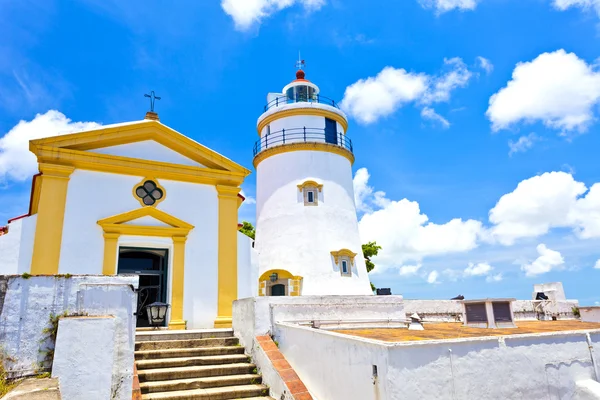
[[253, 127, 353, 157], [264, 94, 340, 112]]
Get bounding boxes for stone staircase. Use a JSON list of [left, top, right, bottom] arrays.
[[135, 328, 273, 400]]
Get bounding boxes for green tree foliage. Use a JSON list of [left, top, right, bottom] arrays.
[[362, 241, 382, 273], [239, 221, 256, 240], [362, 241, 382, 292]]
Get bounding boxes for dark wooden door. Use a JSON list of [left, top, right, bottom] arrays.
[[271, 284, 286, 296], [325, 118, 337, 145]]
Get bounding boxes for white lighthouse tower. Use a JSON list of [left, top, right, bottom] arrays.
[[254, 64, 372, 297]]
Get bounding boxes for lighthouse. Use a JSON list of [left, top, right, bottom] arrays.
[[253, 63, 373, 297]]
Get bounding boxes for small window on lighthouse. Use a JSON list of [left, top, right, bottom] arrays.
[[303, 188, 318, 206], [340, 257, 352, 277]]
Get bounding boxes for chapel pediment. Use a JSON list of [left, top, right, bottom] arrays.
[[29, 119, 249, 175]]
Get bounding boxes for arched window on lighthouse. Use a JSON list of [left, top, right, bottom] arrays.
[[297, 180, 323, 206]]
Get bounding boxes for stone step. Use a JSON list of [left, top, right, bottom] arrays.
[[136, 329, 233, 342], [136, 337, 239, 351], [138, 363, 257, 382], [140, 384, 269, 400], [137, 354, 250, 370], [136, 346, 245, 360], [140, 373, 262, 394]]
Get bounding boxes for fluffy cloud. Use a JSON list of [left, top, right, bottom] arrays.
[[399, 264, 422, 276], [221, 0, 325, 30], [486, 273, 503, 283], [488, 171, 600, 244], [0, 110, 100, 183], [508, 133, 539, 156], [521, 244, 565, 277], [356, 168, 484, 271], [355, 168, 600, 273], [340, 67, 428, 124], [419, 0, 478, 14], [478, 56, 494, 74], [487, 50, 600, 133], [421, 107, 450, 128], [464, 262, 493, 276], [594, 259, 600, 269], [427, 270, 440, 284], [553, 0, 600, 16], [341, 58, 472, 124]]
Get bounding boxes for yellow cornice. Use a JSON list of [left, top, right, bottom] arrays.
[[216, 185, 242, 198], [98, 207, 194, 229], [30, 120, 250, 175], [34, 145, 247, 186], [29, 175, 42, 215], [257, 108, 348, 136], [259, 269, 300, 281], [253, 142, 354, 168], [330, 249, 358, 264], [297, 180, 323, 192], [38, 163, 75, 178]]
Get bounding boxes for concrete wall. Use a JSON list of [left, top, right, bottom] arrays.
[[255, 149, 372, 296], [582, 307, 600, 323], [403, 299, 580, 322], [232, 296, 406, 350], [274, 322, 600, 400], [0, 274, 138, 400], [0, 216, 36, 275]]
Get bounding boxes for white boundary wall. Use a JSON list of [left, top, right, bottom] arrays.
[[403, 299, 580, 322], [0, 275, 138, 400], [274, 322, 600, 400]]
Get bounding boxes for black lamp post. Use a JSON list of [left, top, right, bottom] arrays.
[[146, 302, 169, 328]]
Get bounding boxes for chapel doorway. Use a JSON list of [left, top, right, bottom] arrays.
[[271, 284, 286, 296], [117, 247, 169, 328]]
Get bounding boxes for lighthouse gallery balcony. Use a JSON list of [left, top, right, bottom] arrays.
[[253, 127, 353, 157]]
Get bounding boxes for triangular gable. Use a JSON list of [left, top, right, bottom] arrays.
[[30, 119, 249, 174], [98, 207, 194, 230]]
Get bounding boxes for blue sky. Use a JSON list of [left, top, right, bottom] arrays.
[[1, 0, 600, 304]]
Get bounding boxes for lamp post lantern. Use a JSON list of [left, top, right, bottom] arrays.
[[146, 302, 169, 328]]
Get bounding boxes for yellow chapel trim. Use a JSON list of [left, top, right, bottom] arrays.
[[97, 207, 194, 330], [30, 164, 75, 275], [297, 180, 323, 192], [330, 249, 358, 265]]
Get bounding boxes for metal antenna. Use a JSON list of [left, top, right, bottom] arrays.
[[144, 91, 161, 112], [296, 52, 305, 70]]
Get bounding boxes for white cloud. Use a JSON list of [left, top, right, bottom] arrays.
[[0, 110, 100, 183], [421, 107, 450, 128], [508, 133, 538, 155], [419, 0, 478, 14], [489, 171, 600, 245], [240, 190, 256, 205], [521, 244, 565, 277], [341, 58, 472, 124], [464, 262, 493, 276], [477, 56, 494, 74], [486, 273, 503, 282], [553, 0, 600, 16], [399, 264, 422, 276], [594, 259, 600, 269], [422, 58, 472, 104], [487, 50, 600, 133], [221, 0, 325, 30], [340, 67, 428, 124], [427, 270, 440, 284], [356, 168, 483, 271]]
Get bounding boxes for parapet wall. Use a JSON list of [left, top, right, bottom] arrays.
[[403, 299, 580, 322], [0, 274, 138, 400]]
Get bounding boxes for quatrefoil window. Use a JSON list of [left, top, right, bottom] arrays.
[[135, 180, 164, 206]]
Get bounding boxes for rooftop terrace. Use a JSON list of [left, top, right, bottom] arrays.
[[334, 320, 600, 342]]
